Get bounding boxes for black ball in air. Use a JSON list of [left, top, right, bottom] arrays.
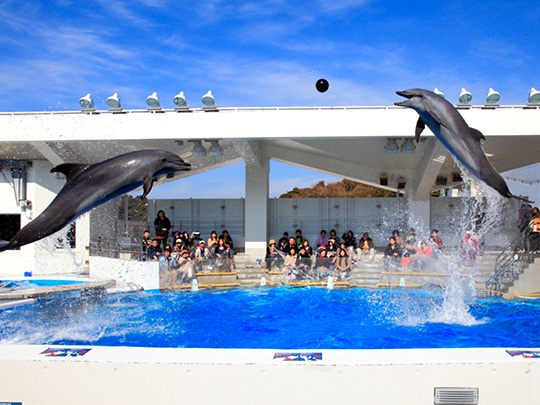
[[316, 78, 329, 93]]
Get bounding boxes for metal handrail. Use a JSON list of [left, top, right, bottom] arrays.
[[486, 227, 535, 294]]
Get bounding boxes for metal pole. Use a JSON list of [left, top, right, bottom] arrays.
[[124, 195, 128, 236]]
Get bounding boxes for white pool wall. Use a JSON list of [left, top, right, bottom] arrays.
[[0, 346, 538, 404]]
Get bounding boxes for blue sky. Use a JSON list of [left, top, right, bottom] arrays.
[[1, 0, 539, 197]]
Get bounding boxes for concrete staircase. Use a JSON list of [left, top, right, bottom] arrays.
[[229, 251, 499, 293]]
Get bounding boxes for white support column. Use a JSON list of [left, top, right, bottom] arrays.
[[407, 140, 448, 238], [244, 158, 269, 261], [408, 200, 431, 239]]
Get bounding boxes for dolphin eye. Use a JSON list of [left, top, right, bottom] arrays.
[[162, 158, 167, 163]]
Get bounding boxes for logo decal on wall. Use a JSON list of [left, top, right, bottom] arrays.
[[273, 352, 322, 361], [40, 348, 92, 357], [506, 350, 540, 359]]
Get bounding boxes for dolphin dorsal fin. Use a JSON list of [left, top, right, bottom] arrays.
[[470, 128, 485, 143], [50, 163, 89, 181], [415, 118, 426, 142]]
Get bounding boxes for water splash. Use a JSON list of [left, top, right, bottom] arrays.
[[426, 165, 505, 325]]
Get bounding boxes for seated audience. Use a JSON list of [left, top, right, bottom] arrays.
[[207, 231, 219, 250], [286, 237, 299, 254], [190, 231, 203, 247], [146, 239, 162, 261], [357, 232, 375, 261], [384, 237, 402, 268], [172, 239, 184, 257], [326, 239, 338, 258], [392, 230, 404, 249], [415, 240, 432, 271], [296, 247, 312, 279], [278, 232, 289, 248], [221, 230, 234, 250], [301, 239, 313, 256], [141, 230, 152, 260], [460, 229, 480, 265], [402, 229, 417, 266], [265, 239, 283, 272], [329, 229, 341, 245], [315, 249, 333, 278], [193, 240, 210, 272], [159, 247, 180, 286], [278, 237, 289, 253], [215, 237, 231, 272], [334, 249, 351, 281], [283, 249, 297, 282], [342, 230, 356, 249], [294, 229, 305, 247], [430, 229, 443, 250], [316, 230, 329, 248]]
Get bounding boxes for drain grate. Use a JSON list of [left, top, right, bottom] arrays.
[[434, 387, 479, 404]]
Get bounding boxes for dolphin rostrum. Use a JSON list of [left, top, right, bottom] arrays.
[[395, 88, 530, 202], [0, 150, 191, 252]]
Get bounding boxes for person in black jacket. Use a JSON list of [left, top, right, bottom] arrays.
[[384, 237, 402, 269], [154, 210, 171, 251]]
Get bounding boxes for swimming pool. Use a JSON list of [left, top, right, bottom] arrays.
[[2, 286, 539, 349]]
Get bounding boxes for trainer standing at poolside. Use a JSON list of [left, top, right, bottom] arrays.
[[154, 210, 171, 251]]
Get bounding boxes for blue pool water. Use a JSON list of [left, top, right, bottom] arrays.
[[1, 287, 539, 349], [2, 279, 85, 289]]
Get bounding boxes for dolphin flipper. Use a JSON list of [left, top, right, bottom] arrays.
[[470, 128, 485, 143], [142, 175, 154, 199], [51, 164, 89, 181], [415, 118, 425, 142]]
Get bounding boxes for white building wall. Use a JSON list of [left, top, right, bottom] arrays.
[[0, 160, 90, 276], [147, 197, 520, 251]]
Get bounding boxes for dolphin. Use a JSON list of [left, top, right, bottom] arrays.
[[395, 88, 530, 202], [0, 150, 191, 252]]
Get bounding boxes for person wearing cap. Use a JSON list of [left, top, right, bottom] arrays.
[[193, 240, 210, 272], [172, 238, 184, 258], [265, 239, 282, 272]]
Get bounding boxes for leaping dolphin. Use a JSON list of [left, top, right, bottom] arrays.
[[0, 150, 191, 252], [395, 88, 530, 202]]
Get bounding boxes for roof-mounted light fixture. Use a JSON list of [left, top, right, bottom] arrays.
[[207, 140, 224, 156], [434, 88, 445, 98], [457, 88, 472, 108], [106, 93, 122, 111], [79, 93, 95, 111], [528, 87, 540, 106], [384, 138, 399, 154], [202, 91, 218, 111], [484, 88, 500, 108], [191, 140, 207, 156], [173, 91, 190, 112], [146, 92, 161, 110], [401, 138, 416, 154]]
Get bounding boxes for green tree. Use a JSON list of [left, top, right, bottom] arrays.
[[118, 195, 148, 221], [279, 179, 395, 198]]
